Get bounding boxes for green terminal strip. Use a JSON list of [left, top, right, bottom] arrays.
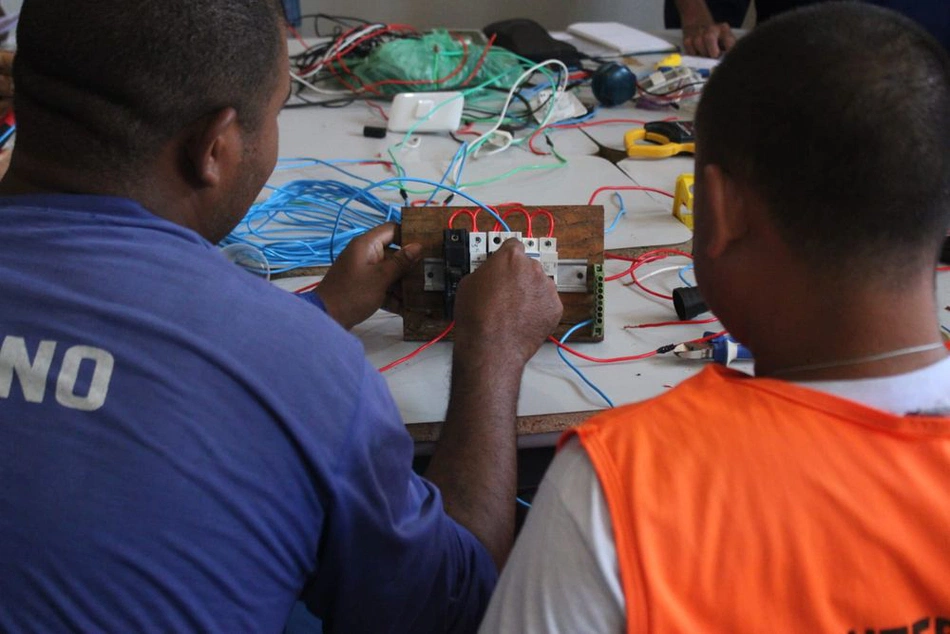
[[592, 263, 605, 340]]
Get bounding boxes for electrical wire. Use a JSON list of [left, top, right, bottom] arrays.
[[604, 192, 626, 234], [329, 176, 512, 261], [588, 185, 675, 206], [678, 263, 695, 287], [221, 179, 399, 272], [379, 322, 455, 372], [555, 320, 616, 408]]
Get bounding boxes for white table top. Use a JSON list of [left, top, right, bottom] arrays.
[[264, 40, 950, 429]]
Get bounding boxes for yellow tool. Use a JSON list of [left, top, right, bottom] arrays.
[[624, 121, 695, 159], [672, 173, 694, 229]]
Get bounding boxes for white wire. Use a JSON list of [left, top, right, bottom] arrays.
[[298, 23, 387, 80], [469, 58, 570, 158], [636, 265, 687, 283], [290, 70, 352, 96]]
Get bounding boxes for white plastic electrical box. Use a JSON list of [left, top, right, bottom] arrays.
[[387, 91, 465, 133]]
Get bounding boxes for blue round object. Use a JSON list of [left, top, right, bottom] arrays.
[[591, 63, 637, 107]]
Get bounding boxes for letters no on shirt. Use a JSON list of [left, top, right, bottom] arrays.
[[0, 335, 114, 411]]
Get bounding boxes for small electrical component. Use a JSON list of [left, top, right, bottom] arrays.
[[434, 231, 564, 317], [442, 229, 470, 319]]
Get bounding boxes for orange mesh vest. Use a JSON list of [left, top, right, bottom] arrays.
[[565, 364, 950, 633]]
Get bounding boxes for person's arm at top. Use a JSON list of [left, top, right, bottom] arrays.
[[675, 0, 737, 58]]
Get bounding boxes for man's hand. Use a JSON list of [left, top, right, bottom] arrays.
[[682, 22, 736, 58], [315, 223, 422, 330], [453, 238, 563, 370], [425, 239, 562, 568]]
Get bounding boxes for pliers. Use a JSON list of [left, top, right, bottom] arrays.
[[673, 332, 753, 365]]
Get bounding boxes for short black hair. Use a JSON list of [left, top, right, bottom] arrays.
[[13, 0, 283, 175], [695, 2, 950, 278]]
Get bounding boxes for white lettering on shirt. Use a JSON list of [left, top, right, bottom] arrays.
[[0, 336, 114, 411]]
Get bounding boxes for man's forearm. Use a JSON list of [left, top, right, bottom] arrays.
[[675, 0, 715, 25], [424, 345, 523, 570]]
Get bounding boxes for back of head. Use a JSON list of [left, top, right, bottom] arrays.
[[13, 0, 283, 178], [695, 2, 950, 280]]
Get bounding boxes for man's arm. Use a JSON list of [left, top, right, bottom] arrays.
[[675, 0, 737, 57], [425, 239, 563, 568]]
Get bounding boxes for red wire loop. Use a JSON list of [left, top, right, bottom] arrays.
[[447, 209, 479, 232]]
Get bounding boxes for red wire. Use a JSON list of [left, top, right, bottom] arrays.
[[588, 185, 675, 205], [604, 248, 693, 283], [548, 336, 658, 363], [492, 208, 534, 237], [329, 30, 471, 95], [454, 34, 495, 87], [938, 266, 950, 272], [356, 36, 471, 93], [379, 322, 455, 372], [549, 328, 728, 364], [287, 24, 311, 52], [294, 281, 321, 294], [365, 100, 389, 121], [448, 209, 479, 231], [530, 210, 556, 238]]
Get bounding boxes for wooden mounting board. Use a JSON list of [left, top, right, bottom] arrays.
[[401, 205, 605, 342]]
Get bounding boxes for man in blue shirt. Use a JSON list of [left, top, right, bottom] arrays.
[[0, 0, 562, 632]]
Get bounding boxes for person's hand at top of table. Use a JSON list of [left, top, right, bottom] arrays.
[[675, 0, 738, 57], [683, 21, 736, 57]]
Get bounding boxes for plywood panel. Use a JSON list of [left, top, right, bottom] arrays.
[[401, 205, 605, 341]]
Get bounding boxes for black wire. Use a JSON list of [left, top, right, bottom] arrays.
[[296, 13, 370, 38], [637, 80, 706, 98]]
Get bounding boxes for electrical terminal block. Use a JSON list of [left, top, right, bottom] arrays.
[[427, 233, 568, 305], [468, 232, 488, 272], [443, 228, 470, 319], [592, 263, 605, 339], [486, 231, 522, 253], [538, 237, 558, 283]]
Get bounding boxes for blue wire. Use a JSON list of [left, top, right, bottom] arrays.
[[556, 319, 615, 408], [516, 497, 532, 509], [942, 324, 950, 336], [0, 124, 15, 148], [273, 157, 380, 184], [220, 179, 400, 273], [425, 142, 468, 205], [678, 263, 695, 287], [549, 108, 598, 127], [330, 176, 511, 261], [604, 191, 626, 234]]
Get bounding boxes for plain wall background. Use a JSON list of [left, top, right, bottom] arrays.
[[295, 0, 664, 33]]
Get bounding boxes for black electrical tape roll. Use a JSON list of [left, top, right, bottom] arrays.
[[363, 125, 387, 139], [672, 286, 708, 321]]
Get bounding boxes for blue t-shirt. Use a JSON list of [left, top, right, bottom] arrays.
[[0, 194, 496, 632]]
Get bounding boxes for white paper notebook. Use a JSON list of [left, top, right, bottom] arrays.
[[567, 22, 677, 55]]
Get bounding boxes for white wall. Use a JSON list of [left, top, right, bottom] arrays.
[[296, 0, 663, 33]]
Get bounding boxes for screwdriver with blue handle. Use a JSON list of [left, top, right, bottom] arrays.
[[673, 331, 753, 365]]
